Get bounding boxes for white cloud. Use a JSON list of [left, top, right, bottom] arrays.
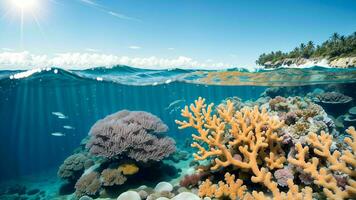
[[0, 51, 237, 70], [129, 46, 141, 50], [85, 48, 101, 52], [2, 48, 14, 51]]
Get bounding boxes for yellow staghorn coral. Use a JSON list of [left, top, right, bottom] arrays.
[[176, 97, 291, 199], [118, 163, 139, 175], [288, 127, 356, 200], [199, 173, 247, 199], [199, 172, 312, 200]]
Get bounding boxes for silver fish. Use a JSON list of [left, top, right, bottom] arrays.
[[63, 125, 75, 130], [51, 132, 65, 137], [52, 112, 68, 119], [165, 99, 185, 110]]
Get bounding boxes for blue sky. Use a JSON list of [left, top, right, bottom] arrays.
[[0, 0, 355, 70]]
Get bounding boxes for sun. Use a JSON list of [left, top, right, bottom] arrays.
[[9, 0, 39, 11]]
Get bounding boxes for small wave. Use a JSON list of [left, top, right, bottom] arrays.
[[1, 65, 356, 86]]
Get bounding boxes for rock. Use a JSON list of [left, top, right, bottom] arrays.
[[156, 198, 170, 200], [263, 57, 356, 69], [171, 192, 200, 200], [79, 196, 93, 200], [154, 182, 173, 193], [7, 184, 26, 195], [137, 185, 148, 190], [177, 187, 189, 194], [329, 57, 356, 68], [138, 190, 148, 199], [190, 188, 199, 195], [117, 191, 141, 200]]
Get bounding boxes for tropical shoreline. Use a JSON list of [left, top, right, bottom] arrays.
[[261, 56, 356, 69]]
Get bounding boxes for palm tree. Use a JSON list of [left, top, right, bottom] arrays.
[[300, 43, 306, 50], [307, 41, 314, 48], [331, 32, 340, 42]]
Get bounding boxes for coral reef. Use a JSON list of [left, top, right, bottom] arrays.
[[176, 97, 288, 198], [288, 127, 356, 199], [101, 168, 127, 186], [199, 173, 247, 199], [56, 109, 180, 199], [314, 92, 353, 104], [58, 153, 91, 181], [176, 97, 356, 200], [74, 172, 101, 197], [313, 91, 353, 116], [268, 96, 336, 143], [274, 168, 294, 187], [179, 172, 208, 188], [86, 110, 176, 162]]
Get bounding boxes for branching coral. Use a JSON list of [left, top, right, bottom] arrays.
[[86, 110, 176, 162], [199, 173, 247, 199], [176, 97, 290, 199], [199, 172, 312, 200], [288, 127, 356, 200]]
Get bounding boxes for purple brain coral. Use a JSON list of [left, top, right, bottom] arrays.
[[86, 110, 176, 162]]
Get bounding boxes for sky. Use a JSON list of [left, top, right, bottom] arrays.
[[0, 0, 355, 70]]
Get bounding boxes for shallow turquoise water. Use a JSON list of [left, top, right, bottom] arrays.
[[0, 66, 355, 199]]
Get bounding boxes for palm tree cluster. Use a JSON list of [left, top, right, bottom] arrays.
[[256, 32, 356, 66]]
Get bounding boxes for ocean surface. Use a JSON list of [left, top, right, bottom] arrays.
[[0, 65, 355, 199]]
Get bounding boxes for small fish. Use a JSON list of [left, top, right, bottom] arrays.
[[52, 112, 68, 119], [51, 132, 65, 137], [63, 125, 75, 130], [165, 99, 185, 110]]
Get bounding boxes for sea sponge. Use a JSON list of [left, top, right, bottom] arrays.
[[101, 168, 127, 186], [86, 110, 176, 162], [118, 163, 139, 175], [58, 153, 89, 181], [74, 172, 101, 197]]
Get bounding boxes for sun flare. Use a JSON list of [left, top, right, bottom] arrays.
[[10, 0, 39, 11]]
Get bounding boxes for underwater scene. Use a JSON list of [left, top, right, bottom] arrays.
[[0, 66, 356, 200], [1, 0, 356, 200]]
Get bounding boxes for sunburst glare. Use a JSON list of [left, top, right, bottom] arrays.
[[10, 0, 39, 11]]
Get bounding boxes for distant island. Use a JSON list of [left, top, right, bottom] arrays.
[[256, 32, 356, 68]]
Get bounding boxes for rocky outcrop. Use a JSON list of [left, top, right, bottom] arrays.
[[262, 57, 356, 69]]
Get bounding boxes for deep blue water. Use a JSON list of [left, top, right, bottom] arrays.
[[0, 66, 355, 182]]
